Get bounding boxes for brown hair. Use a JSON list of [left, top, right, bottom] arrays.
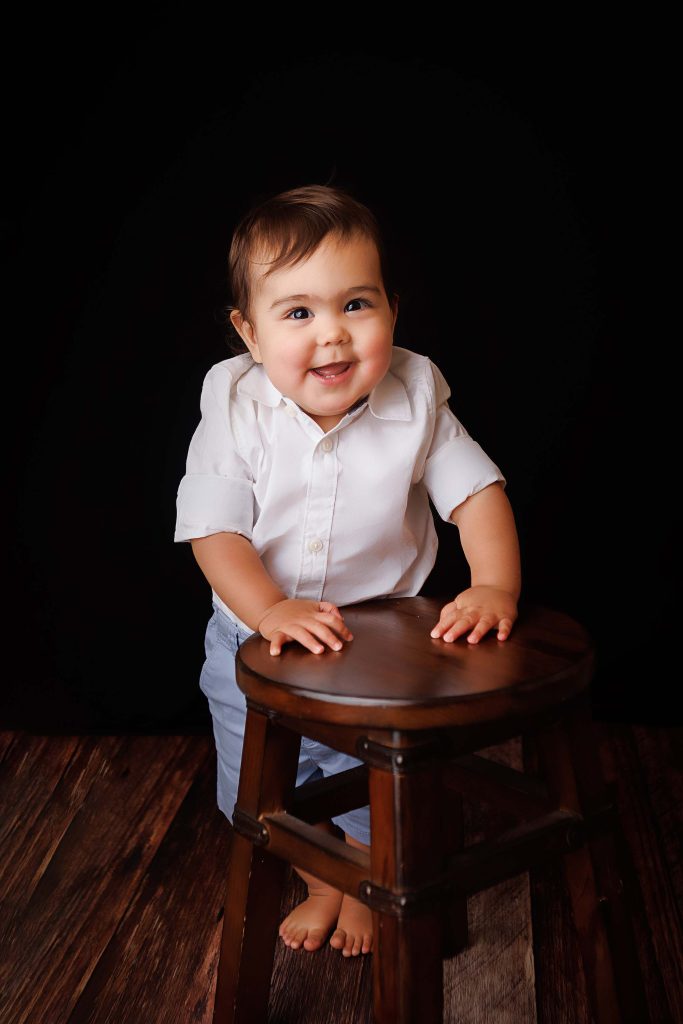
[[224, 183, 398, 356]]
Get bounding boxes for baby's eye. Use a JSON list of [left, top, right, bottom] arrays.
[[284, 298, 371, 320]]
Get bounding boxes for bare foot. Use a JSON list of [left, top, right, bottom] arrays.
[[329, 892, 373, 956], [279, 883, 344, 951]]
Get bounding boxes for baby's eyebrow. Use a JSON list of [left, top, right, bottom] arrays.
[[268, 285, 382, 311]]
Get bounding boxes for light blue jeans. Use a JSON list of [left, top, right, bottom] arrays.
[[199, 601, 372, 844]]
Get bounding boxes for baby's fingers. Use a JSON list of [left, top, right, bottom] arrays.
[[431, 613, 474, 643], [431, 611, 500, 644], [318, 603, 354, 640], [270, 630, 303, 655], [269, 623, 346, 657], [317, 611, 354, 642], [496, 617, 515, 641], [269, 629, 292, 656], [317, 627, 344, 651], [309, 618, 356, 652], [429, 603, 459, 638], [465, 614, 499, 644], [269, 627, 318, 656]]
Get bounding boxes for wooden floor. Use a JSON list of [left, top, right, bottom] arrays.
[[0, 721, 681, 1024]]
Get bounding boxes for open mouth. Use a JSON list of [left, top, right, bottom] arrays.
[[309, 362, 353, 382]]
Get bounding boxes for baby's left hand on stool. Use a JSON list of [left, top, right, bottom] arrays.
[[430, 585, 518, 644]]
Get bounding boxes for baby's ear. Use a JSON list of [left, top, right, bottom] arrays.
[[229, 308, 246, 335], [230, 310, 262, 362]]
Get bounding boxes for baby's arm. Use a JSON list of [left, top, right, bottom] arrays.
[[429, 481, 521, 644], [190, 533, 353, 656]]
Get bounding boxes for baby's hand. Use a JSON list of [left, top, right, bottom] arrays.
[[430, 586, 518, 645], [257, 599, 354, 656]]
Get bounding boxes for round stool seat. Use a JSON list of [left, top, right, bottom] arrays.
[[236, 596, 594, 729]]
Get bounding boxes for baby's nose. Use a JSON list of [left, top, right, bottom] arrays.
[[318, 319, 351, 344]]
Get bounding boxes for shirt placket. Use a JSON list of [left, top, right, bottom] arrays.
[[295, 429, 339, 601]]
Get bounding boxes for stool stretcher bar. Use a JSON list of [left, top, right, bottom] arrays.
[[231, 799, 617, 919], [275, 750, 554, 826], [236, 809, 369, 895]]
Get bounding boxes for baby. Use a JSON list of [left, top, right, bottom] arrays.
[[174, 183, 521, 958]]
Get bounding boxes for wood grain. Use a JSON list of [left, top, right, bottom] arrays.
[[442, 738, 537, 1024], [0, 733, 209, 1024], [601, 723, 682, 1023], [67, 748, 231, 1024], [0, 723, 680, 1023]]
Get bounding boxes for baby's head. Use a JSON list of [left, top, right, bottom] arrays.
[[226, 184, 399, 433]]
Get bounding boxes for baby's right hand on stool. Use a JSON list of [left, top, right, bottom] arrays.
[[257, 599, 354, 656]]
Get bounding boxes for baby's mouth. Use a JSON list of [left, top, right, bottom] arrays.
[[309, 362, 352, 379]]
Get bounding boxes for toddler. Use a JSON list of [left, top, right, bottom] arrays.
[[174, 183, 521, 958]]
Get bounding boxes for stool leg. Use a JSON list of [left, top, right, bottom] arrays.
[[213, 705, 301, 1024], [368, 743, 446, 1024], [535, 693, 648, 1024], [441, 786, 469, 957]]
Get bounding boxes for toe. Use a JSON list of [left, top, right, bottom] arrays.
[[329, 927, 345, 949], [303, 928, 326, 951]]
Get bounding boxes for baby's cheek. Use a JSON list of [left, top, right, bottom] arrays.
[[289, 346, 314, 371]]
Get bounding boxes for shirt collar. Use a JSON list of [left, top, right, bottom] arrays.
[[235, 361, 412, 421]]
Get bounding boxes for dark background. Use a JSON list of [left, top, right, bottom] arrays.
[[4, 15, 673, 732]]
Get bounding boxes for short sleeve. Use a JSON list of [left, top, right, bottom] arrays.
[[174, 367, 255, 542], [422, 358, 507, 522]]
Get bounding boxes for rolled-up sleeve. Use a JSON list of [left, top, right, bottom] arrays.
[[174, 368, 255, 542], [422, 359, 506, 522]]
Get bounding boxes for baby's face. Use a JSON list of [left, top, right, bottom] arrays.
[[231, 232, 398, 432]]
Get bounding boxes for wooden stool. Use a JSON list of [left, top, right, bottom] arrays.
[[212, 597, 646, 1024]]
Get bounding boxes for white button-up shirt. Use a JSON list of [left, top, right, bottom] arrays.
[[174, 345, 506, 634]]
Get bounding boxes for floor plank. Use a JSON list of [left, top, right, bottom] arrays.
[[443, 738, 538, 1024], [0, 732, 82, 854], [0, 723, 680, 1023], [0, 734, 208, 1024], [631, 726, 683, 943], [68, 743, 229, 1024], [601, 723, 682, 1023], [524, 728, 592, 1024], [0, 735, 118, 908], [0, 730, 18, 764]]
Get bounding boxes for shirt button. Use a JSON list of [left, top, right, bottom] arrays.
[[308, 538, 324, 553], [285, 404, 297, 417], [321, 439, 333, 452]]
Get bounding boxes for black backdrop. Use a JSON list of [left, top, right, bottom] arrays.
[[4, 15, 673, 731]]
